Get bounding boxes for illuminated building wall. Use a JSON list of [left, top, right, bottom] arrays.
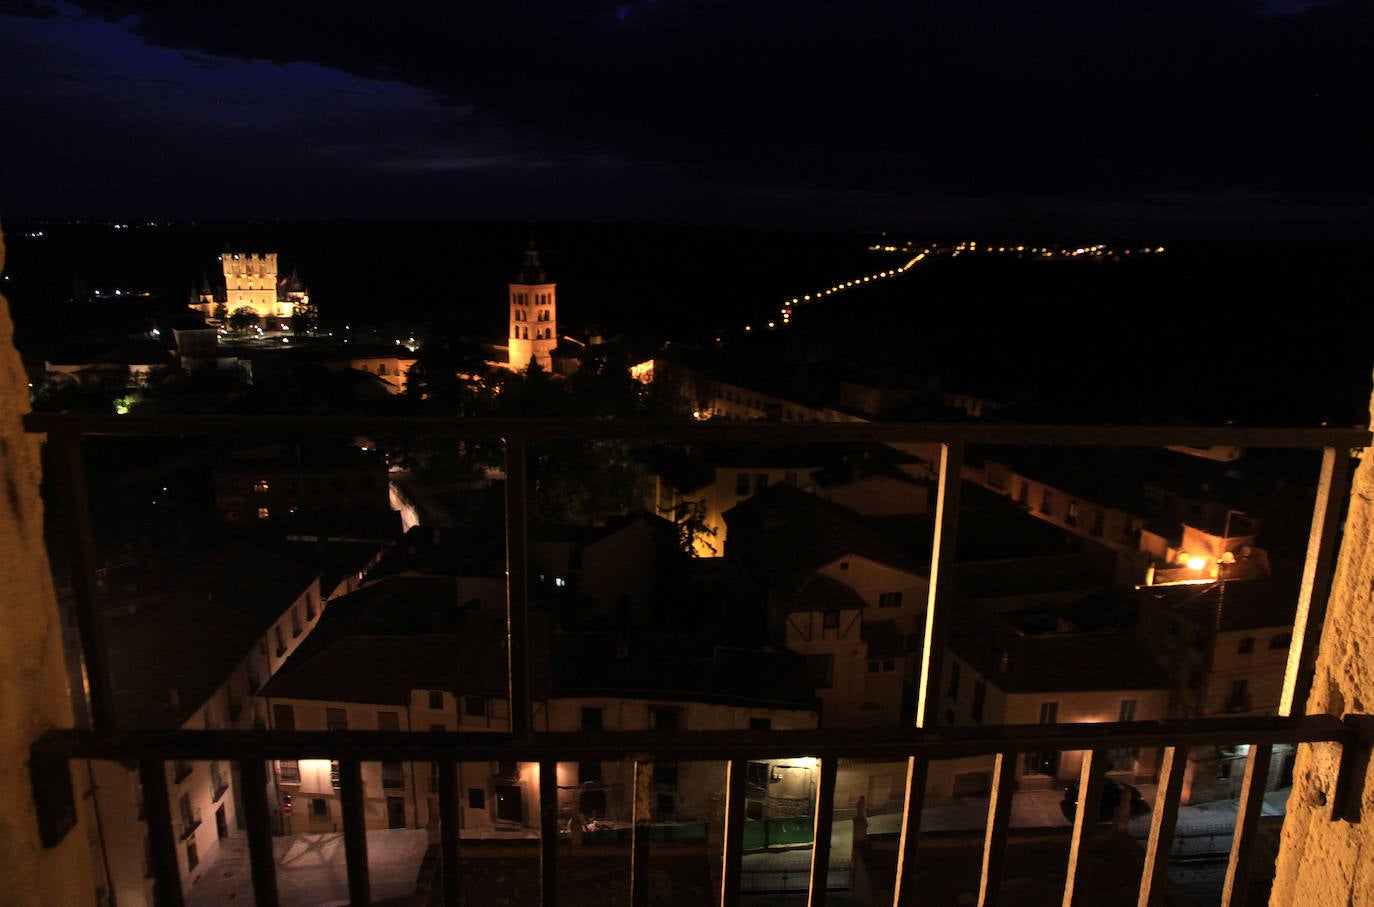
[[507, 244, 557, 373]]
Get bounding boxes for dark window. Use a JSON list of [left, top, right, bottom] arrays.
[[735, 473, 750, 496], [465, 696, 486, 717], [1238, 636, 1255, 654], [1229, 679, 1249, 712], [1065, 501, 1079, 526], [878, 592, 902, 608], [497, 760, 519, 780], [468, 788, 486, 810], [823, 611, 840, 630], [291, 605, 302, 637], [1270, 633, 1293, 650], [272, 703, 295, 731], [868, 660, 880, 672], [1090, 510, 1105, 537], [326, 708, 347, 731], [428, 690, 444, 710], [749, 717, 771, 731], [581, 707, 603, 731], [310, 798, 328, 818], [1040, 489, 1053, 514], [755, 473, 769, 491], [1039, 701, 1059, 724], [377, 711, 400, 731], [839, 561, 849, 570], [949, 660, 961, 699], [652, 707, 680, 732], [381, 762, 405, 790], [972, 680, 986, 722], [1119, 699, 1138, 722], [806, 653, 834, 689], [747, 762, 769, 789], [278, 760, 301, 784], [883, 659, 894, 671], [186, 840, 198, 871], [656, 793, 675, 818]]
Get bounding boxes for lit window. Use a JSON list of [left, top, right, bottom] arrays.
[[253, 480, 269, 493], [257, 507, 270, 520], [278, 760, 301, 784]]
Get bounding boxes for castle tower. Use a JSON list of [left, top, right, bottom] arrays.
[[221, 252, 294, 321], [507, 241, 557, 373]]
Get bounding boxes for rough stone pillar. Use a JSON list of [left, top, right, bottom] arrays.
[[1270, 375, 1374, 907], [0, 226, 97, 904]]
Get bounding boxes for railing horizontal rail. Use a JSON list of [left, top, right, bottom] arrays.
[[22, 411, 1372, 449], [32, 715, 1349, 765]]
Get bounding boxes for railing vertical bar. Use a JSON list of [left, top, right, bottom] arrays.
[[139, 761, 185, 907], [807, 755, 838, 907], [1281, 446, 1349, 715], [1220, 743, 1274, 907], [720, 757, 747, 907], [1137, 744, 1189, 907], [977, 751, 1018, 907], [438, 758, 462, 907], [891, 755, 930, 907], [631, 759, 654, 907], [539, 759, 559, 907], [49, 430, 108, 731], [1062, 748, 1108, 907], [238, 759, 279, 907], [505, 435, 532, 738], [339, 759, 371, 907], [916, 440, 964, 729]]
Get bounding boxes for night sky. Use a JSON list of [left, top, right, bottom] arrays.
[[2, 0, 1372, 236]]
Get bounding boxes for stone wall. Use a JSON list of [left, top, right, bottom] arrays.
[[1270, 376, 1374, 907], [0, 226, 98, 905]]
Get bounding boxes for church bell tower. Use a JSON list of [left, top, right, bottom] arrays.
[[508, 242, 557, 373]]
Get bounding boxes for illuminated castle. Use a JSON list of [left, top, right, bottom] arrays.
[[507, 242, 557, 372], [192, 252, 309, 327]]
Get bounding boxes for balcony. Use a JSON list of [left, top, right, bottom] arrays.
[[17, 412, 1374, 907]]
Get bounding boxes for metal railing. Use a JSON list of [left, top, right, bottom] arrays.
[[23, 412, 1374, 907]]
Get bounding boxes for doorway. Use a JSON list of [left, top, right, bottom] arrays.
[[215, 804, 229, 840], [495, 783, 523, 824]]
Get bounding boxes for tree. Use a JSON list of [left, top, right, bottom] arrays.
[[228, 307, 260, 334], [673, 497, 717, 557]]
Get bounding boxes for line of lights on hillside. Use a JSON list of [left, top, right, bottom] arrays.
[[740, 240, 1165, 334], [743, 247, 934, 333]]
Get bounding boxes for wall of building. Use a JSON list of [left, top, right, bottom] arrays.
[[815, 556, 928, 637], [0, 235, 99, 906], [1270, 390, 1374, 904]]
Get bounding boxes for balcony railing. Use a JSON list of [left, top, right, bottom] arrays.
[[22, 412, 1374, 907]]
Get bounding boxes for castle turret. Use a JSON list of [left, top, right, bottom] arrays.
[[507, 241, 557, 373]]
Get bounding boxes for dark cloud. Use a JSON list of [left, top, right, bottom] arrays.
[[2, 0, 1371, 233]]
